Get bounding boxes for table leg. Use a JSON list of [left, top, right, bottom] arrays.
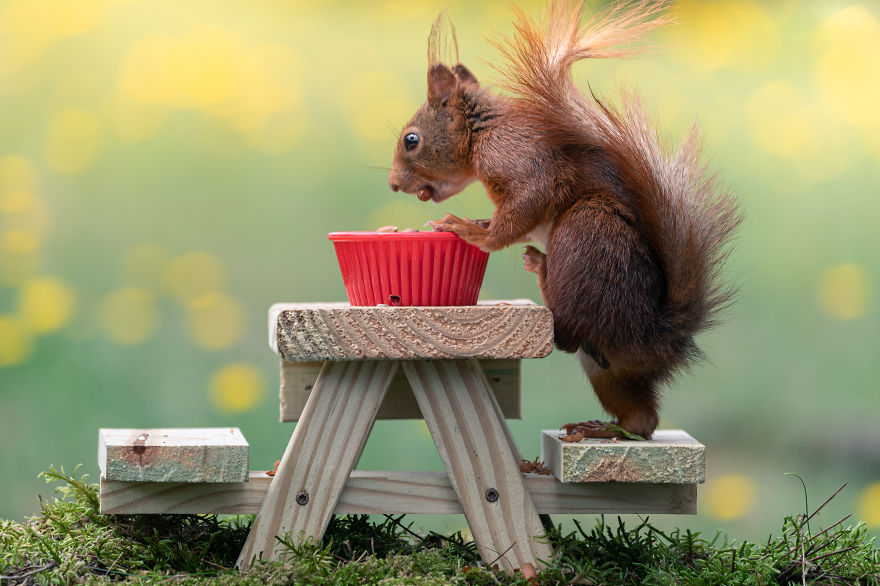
[[237, 360, 398, 569], [403, 359, 553, 574]]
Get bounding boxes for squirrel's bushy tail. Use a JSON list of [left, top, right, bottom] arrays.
[[496, 0, 741, 368], [494, 0, 670, 113]]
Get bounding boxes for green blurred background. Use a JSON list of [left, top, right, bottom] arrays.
[[1, 0, 878, 542]]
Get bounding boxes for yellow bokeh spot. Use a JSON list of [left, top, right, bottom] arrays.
[[814, 6, 880, 130], [0, 315, 32, 367], [17, 277, 74, 334], [186, 293, 244, 350], [99, 287, 158, 345], [1, 229, 40, 253], [117, 28, 301, 147], [745, 82, 816, 157], [0, 156, 37, 207], [703, 474, 756, 520], [0, 158, 46, 283], [668, 0, 779, 72], [209, 363, 264, 413], [858, 482, 880, 528], [233, 44, 301, 133], [455, 526, 474, 543], [0, 190, 35, 214], [161, 251, 226, 304], [818, 264, 870, 320], [0, 0, 120, 79], [45, 109, 102, 174]]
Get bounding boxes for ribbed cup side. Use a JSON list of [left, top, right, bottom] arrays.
[[332, 242, 360, 305], [466, 245, 489, 304], [456, 242, 474, 305], [331, 235, 488, 306]]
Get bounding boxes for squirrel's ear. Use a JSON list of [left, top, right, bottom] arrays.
[[453, 64, 478, 88], [428, 64, 457, 107]]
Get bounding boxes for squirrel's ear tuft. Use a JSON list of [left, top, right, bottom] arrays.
[[428, 64, 457, 107], [453, 64, 478, 88], [428, 9, 460, 67]]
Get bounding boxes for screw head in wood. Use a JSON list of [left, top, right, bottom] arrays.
[[485, 488, 499, 502], [296, 491, 309, 505]]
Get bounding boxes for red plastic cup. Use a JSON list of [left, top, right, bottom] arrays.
[[328, 231, 489, 306]]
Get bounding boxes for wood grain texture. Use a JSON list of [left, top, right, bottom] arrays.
[[101, 472, 272, 514], [269, 300, 553, 361], [280, 359, 521, 421], [98, 428, 248, 483], [525, 475, 697, 515], [100, 471, 697, 515], [541, 430, 705, 484], [237, 361, 397, 570], [403, 359, 554, 574]]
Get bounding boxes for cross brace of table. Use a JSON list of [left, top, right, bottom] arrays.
[[237, 358, 552, 573]]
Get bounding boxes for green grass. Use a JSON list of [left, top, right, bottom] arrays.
[[1, 467, 878, 585]]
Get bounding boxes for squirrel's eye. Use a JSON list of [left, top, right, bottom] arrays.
[[404, 132, 420, 151]]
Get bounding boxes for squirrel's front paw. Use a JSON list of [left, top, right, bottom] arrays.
[[428, 213, 466, 231], [428, 214, 488, 244]]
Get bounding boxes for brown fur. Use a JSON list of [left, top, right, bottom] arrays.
[[388, 0, 741, 440]]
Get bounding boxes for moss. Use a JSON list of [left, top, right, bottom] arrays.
[[1, 467, 878, 585]]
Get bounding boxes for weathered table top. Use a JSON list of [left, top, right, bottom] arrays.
[[269, 300, 554, 361]]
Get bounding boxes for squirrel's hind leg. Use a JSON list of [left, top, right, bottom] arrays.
[[522, 245, 547, 287], [557, 351, 660, 441], [572, 361, 661, 440]]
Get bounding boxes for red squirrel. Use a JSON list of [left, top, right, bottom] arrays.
[[388, 1, 740, 440]]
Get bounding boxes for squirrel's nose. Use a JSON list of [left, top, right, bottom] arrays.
[[388, 170, 401, 192]]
